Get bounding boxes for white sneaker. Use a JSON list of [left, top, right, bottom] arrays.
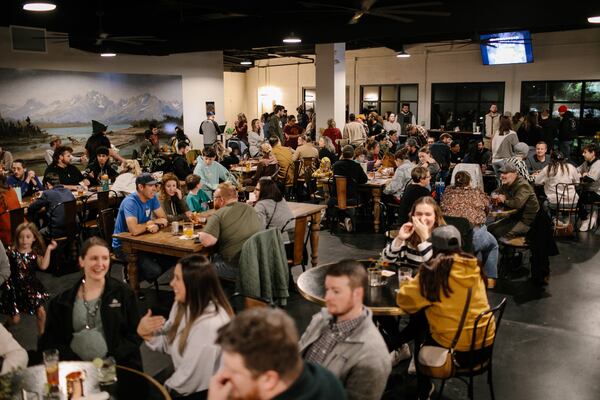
[[344, 217, 354, 232], [408, 356, 416, 375], [390, 343, 411, 367], [589, 211, 597, 230], [579, 217, 592, 232]]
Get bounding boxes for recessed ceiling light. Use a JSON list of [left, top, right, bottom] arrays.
[[283, 33, 301, 44], [588, 16, 600, 23], [240, 60, 252, 65], [22, 1, 56, 12], [100, 52, 116, 57], [396, 52, 410, 58]]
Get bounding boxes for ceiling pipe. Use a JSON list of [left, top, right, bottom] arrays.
[[255, 59, 315, 68]]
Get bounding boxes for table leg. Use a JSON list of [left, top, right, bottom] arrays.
[[310, 211, 322, 267], [373, 187, 382, 233], [121, 243, 139, 294]]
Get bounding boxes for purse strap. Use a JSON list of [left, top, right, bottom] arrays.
[[450, 287, 473, 350], [266, 201, 279, 229]]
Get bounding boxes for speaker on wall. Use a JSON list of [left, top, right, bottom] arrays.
[[10, 25, 47, 53]]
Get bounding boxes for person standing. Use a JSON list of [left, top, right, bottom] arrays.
[[268, 105, 286, 144], [384, 113, 401, 135], [343, 114, 366, 146], [398, 103, 415, 135], [199, 112, 221, 149], [484, 104, 501, 149], [283, 115, 303, 150], [234, 113, 248, 142], [557, 105, 577, 161], [85, 120, 124, 164], [539, 109, 559, 151], [322, 119, 342, 153]]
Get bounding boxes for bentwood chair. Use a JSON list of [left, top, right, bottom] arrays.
[[434, 298, 508, 400], [550, 183, 579, 238], [330, 175, 364, 233]]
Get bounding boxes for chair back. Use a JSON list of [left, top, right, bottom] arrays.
[[335, 175, 349, 209], [9, 207, 25, 239], [229, 292, 273, 314], [98, 208, 116, 245], [555, 183, 578, 212], [292, 160, 302, 185], [291, 216, 308, 266], [451, 163, 484, 191], [48, 199, 78, 239]]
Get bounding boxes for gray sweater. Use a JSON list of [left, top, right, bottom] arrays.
[[254, 199, 295, 242]]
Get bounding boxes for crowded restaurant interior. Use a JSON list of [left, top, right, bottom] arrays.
[[0, 1, 600, 399]]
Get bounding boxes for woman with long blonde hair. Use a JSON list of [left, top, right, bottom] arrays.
[[137, 254, 232, 398]]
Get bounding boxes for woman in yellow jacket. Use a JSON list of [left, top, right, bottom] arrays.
[[396, 225, 495, 399]]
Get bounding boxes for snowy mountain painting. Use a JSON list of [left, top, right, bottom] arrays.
[[0, 68, 182, 125]]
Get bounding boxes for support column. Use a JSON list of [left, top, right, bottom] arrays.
[[315, 43, 346, 138]]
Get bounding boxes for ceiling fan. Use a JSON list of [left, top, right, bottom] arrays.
[[299, 0, 451, 25]]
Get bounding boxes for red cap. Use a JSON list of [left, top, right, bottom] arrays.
[[558, 105, 568, 113]]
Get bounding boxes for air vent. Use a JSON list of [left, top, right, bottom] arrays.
[[10, 25, 47, 53]]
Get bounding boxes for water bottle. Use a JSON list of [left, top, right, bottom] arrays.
[[435, 180, 445, 201], [101, 174, 109, 191]]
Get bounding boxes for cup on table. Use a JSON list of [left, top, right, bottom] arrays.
[[43, 349, 59, 387], [398, 267, 413, 290], [183, 222, 194, 238], [76, 185, 85, 197], [367, 267, 383, 287], [368, 172, 375, 180], [171, 221, 180, 235], [97, 356, 117, 385]]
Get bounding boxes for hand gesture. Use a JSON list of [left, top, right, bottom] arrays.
[[27, 170, 36, 180], [47, 240, 58, 251], [396, 222, 414, 241], [208, 370, 233, 400], [154, 218, 168, 228], [374, 159, 382, 168], [137, 309, 165, 340], [497, 194, 506, 204], [175, 188, 183, 200], [412, 216, 430, 241]]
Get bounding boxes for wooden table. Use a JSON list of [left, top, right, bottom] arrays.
[[114, 202, 326, 292], [359, 177, 391, 233], [488, 207, 518, 219], [297, 260, 406, 316]]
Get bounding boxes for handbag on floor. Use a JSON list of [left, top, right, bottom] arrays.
[[417, 287, 472, 379]]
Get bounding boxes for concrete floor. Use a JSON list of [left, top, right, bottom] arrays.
[[4, 226, 600, 399]]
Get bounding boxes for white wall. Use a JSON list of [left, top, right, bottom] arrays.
[[239, 28, 600, 130], [0, 27, 224, 149], [223, 72, 247, 129]]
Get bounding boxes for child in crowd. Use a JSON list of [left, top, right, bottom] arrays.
[[312, 157, 333, 197], [185, 174, 211, 212], [0, 222, 57, 335]]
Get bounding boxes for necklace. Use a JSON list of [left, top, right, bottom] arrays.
[[81, 278, 102, 330]]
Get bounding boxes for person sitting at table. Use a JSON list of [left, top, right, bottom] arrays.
[[449, 141, 463, 165], [441, 171, 498, 288], [137, 254, 233, 398], [159, 173, 192, 222], [169, 126, 190, 153], [213, 142, 240, 171], [112, 173, 174, 283], [488, 163, 540, 242], [44, 146, 90, 190], [0, 175, 21, 246], [28, 173, 76, 239], [197, 182, 261, 280], [269, 136, 295, 186], [111, 159, 142, 195], [243, 143, 278, 187], [173, 141, 193, 181], [45, 135, 87, 166], [83, 146, 118, 186], [417, 147, 440, 185], [293, 134, 319, 164], [394, 167, 433, 226], [193, 147, 237, 200], [405, 138, 420, 164], [366, 141, 382, 172], [381, 195, 443, 267], [248, 119, 263, 157], [209, 308, 346, 400], [185, 174, 211, 213], [534, 151, 580, 214], [384, 148, 414, 203], [428, 133, 452, 182], [395, 225, 495, 400], [40, 237, 142, 369], [318, 136, 338, 164], [253, 177, 294, 244], [0, 323, 28, 375], [463, 139, 491, 167], [505, 142, 534, 183], [8, 159, 43, 197], [526, 141, 550, 174], [299, 260, 390, 400], [576, 144, 600, 231]]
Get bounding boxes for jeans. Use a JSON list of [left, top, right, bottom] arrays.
[[472, 225, 499, 279], [559, 141, 572, 161], [212, 253, 238, 281]]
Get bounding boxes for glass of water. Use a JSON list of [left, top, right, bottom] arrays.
[[97, 356, 117, 384]]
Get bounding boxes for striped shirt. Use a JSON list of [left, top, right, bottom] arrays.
[[381, 239, 433, 267]]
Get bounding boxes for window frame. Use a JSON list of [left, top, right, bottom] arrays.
[[359, 84, 419, 121]]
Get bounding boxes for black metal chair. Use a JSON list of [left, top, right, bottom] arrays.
[[549, 183, 579, 238], [47, 200, 79, 275], [435, 298, 508, 400]]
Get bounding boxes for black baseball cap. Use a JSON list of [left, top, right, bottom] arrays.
[[135, 173, 158, 186]]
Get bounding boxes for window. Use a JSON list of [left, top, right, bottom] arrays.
[[521, 80, 600, 136], [431, 82, 505, 131], [360, 84, 419, 121], [302, 87, 350, 117]]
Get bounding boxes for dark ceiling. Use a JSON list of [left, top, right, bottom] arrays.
[[2, 0, 598, 71]]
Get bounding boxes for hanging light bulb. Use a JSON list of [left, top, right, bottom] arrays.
[[22, 1, 56, 12]]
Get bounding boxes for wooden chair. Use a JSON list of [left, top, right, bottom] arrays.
[[9, 207, 25, 239], [302, 157, 318, 201], [47, 200, 79, 275], [80, 190, 119, 239], [288, 216, 309, 273], [331, 175, 364, 232], [229, 292, 274, 314], [432, 298, 508, 400]]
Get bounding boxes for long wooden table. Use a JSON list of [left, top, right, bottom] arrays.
[[114, 201, 326, 292]]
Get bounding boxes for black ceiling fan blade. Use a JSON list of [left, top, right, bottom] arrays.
[[378, 1, 443, 10], [106, 39, 145, 45], [298, 1, 358, 12], [386, 10, 451, 17], [366, 11, 413, 23]]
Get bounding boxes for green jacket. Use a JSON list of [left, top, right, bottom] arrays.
[[499, 175, 540, 226], [268, 114, 285, 144]]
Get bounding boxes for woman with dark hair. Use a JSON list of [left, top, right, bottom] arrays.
[[517, 111, 543, 148], [0, 174, 21, 246], [491, 116, 518, 163], [253, 177, 294, 242], [396, 225, 495, 399], [366, 141, 382, 171], [159, 172, 192, 222], [137, 254, 232, 399], [234, 113, 248, 142], [169, 127, 190, 152], [248, 119, 263, 157], [40, 237, 142, 369], [535, 151, 580, 207], [441, 171, 498, 288]]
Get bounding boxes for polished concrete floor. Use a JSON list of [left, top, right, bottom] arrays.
[[4, 226, 600, 400]]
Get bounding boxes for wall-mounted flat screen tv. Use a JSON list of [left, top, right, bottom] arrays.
[[480, 31, 533, 65]]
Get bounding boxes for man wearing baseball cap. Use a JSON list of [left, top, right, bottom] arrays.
[[113, 173, 174, 286], [488, 162, 539, 242], [557, 105, 577, 161]]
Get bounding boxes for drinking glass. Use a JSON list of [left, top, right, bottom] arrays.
[[183, 222, 194, 238], [43, 349, 59, 387], [367, 268, 383, 287], [97, 356, 117, 384], [77, 185, 85, 197], [398, 267, 413, 290]]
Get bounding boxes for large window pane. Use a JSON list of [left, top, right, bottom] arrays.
[[362, 86, 379, 101], [582, 103, 600, 135], [525, 103, 550, 113], [456, 84, 479, 101], [455, 102, 479, 131], [522, 82, 550, 101], [552, 103, 581, 119], [585, 82, 600, 102], [552, 82, 582, 102], [481, 84, 504, 102], [362, 101, 378, 114], [400, 85, 418, 101], [434, 85, 454, 102], [381, 86, 397, 101], [380, 102, 398, 115]]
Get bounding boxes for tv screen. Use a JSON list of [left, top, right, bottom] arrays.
[[480, 31, 533, 65]]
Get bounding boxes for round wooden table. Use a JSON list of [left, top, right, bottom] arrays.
[[488, 207, 518, 219], [5, 361, 171, 399], [297, 260, 406, 316]]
